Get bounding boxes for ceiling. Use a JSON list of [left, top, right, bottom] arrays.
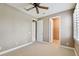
[[7, 3, 76, 19]]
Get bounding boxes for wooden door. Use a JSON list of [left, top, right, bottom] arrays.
[[53, 17, 59, 40], [52, 17, 60, 47]]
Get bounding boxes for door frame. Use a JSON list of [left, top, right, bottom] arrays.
[[37, 20, 43, 42], [49, 16, 61, 45], [32, 20, 37, 42]]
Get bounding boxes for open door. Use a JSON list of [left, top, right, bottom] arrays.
[[50, 16, 61, 48]]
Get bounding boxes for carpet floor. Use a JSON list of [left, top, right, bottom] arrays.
[[2, 42, 75, 56]]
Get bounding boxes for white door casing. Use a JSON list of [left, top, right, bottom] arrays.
[[32, 21, 36, 42], [37, 20, 43, 42]]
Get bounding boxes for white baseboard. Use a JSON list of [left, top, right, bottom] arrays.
[[74, 48, 78, 56], [0, 42, 34, 55], [61, 45, 74, 50], [61, 45, 78, 56]]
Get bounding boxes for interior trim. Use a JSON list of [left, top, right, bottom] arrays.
[[0, 42, 34, 55], [74, 48, 78, 56], [61, 45, 78, 56]]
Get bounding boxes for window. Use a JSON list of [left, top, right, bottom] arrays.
[[73, 3, 79, 40]]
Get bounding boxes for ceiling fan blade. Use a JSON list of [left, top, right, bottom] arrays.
[[36, 7, 39, 14], [24, 7, 35, 11], [38, 6, 48, 9], [29, 3, 34, 5]]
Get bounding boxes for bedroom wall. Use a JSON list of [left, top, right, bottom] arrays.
[[43, 18, 49, 42], [0, 4, 33, 52], [41, 10, 74, 47], [73, 3, 79, 56]]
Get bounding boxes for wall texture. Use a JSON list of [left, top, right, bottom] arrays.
[[0, 4, 32, 52], [41, 10, 74, 47]]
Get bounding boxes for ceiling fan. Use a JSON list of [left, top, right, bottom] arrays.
[[24, 3, 48, 14]]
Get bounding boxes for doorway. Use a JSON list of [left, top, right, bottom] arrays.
[[49, 16, 61, 48]]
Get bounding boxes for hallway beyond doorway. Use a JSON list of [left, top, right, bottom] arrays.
[[49, 16, 61, 48]]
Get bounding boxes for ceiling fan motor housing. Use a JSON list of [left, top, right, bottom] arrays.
[[33, 3, 40, 7]]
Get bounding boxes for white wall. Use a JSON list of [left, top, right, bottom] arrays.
[[0, 4, 32, 51], [58, 10, 73, 47], [43, 18, 49, 42]]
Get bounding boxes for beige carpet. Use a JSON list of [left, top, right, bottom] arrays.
[[2, 42, 75, 56], [52, 40, 60, 48]]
